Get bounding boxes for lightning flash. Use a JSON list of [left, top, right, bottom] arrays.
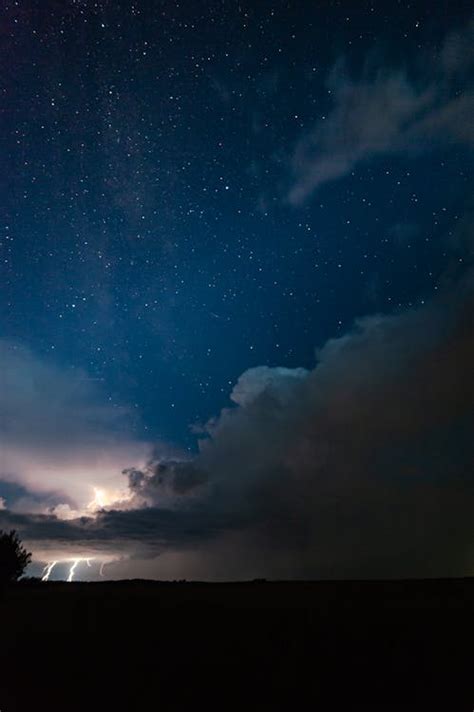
[[39, 555, 116, 582], [67, 558, 94, 582], [41, 561, 57, 581]]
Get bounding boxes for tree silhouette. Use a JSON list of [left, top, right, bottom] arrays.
[[0, 530, 32, 584]]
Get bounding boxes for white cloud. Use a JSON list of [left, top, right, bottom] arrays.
[[230, 365, 309, 406]]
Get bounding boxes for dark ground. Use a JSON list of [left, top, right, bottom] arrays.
[[0, 578, 472, 710]]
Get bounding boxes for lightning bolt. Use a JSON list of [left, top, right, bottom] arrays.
[[42, 557, 105, 582], [67, 559, 81, 582], [67, 557, 96, 582], [41, 561, 57, 581]]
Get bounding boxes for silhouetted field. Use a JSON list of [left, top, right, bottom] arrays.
[[1, 578, 472, 710]]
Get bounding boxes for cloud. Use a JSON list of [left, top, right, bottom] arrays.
[[287, 17, 474, 204], [0, 340, 129, 451], [124, 459, 209, 505], [230, 366, 309, 407], [4, 272, 472, 579], [0, 340, 149, 514]]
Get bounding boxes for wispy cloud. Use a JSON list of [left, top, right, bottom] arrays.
[[287, 17, 474, 204]]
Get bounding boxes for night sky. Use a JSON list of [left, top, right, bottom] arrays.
[[1, 1, 473, 581]]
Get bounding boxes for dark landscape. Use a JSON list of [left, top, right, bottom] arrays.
[[1, 577, 473, 710]]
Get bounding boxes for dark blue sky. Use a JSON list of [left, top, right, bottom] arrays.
[[2, 0, 471, 450]]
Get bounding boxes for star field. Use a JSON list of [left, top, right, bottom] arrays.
[[1, 0, 472, 451]]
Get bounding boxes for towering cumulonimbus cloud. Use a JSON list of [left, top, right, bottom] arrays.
[[2, 272, 473, 579]]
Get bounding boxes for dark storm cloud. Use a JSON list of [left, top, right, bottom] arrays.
[[287, 16, 474, 204], [6, 273, 473, 578], [189, 277, 474, 577], [0, 500, 244, 560], [125, 459, 209, 500]]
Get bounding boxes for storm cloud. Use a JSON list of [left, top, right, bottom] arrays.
[[3, 272, 472, 579]]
